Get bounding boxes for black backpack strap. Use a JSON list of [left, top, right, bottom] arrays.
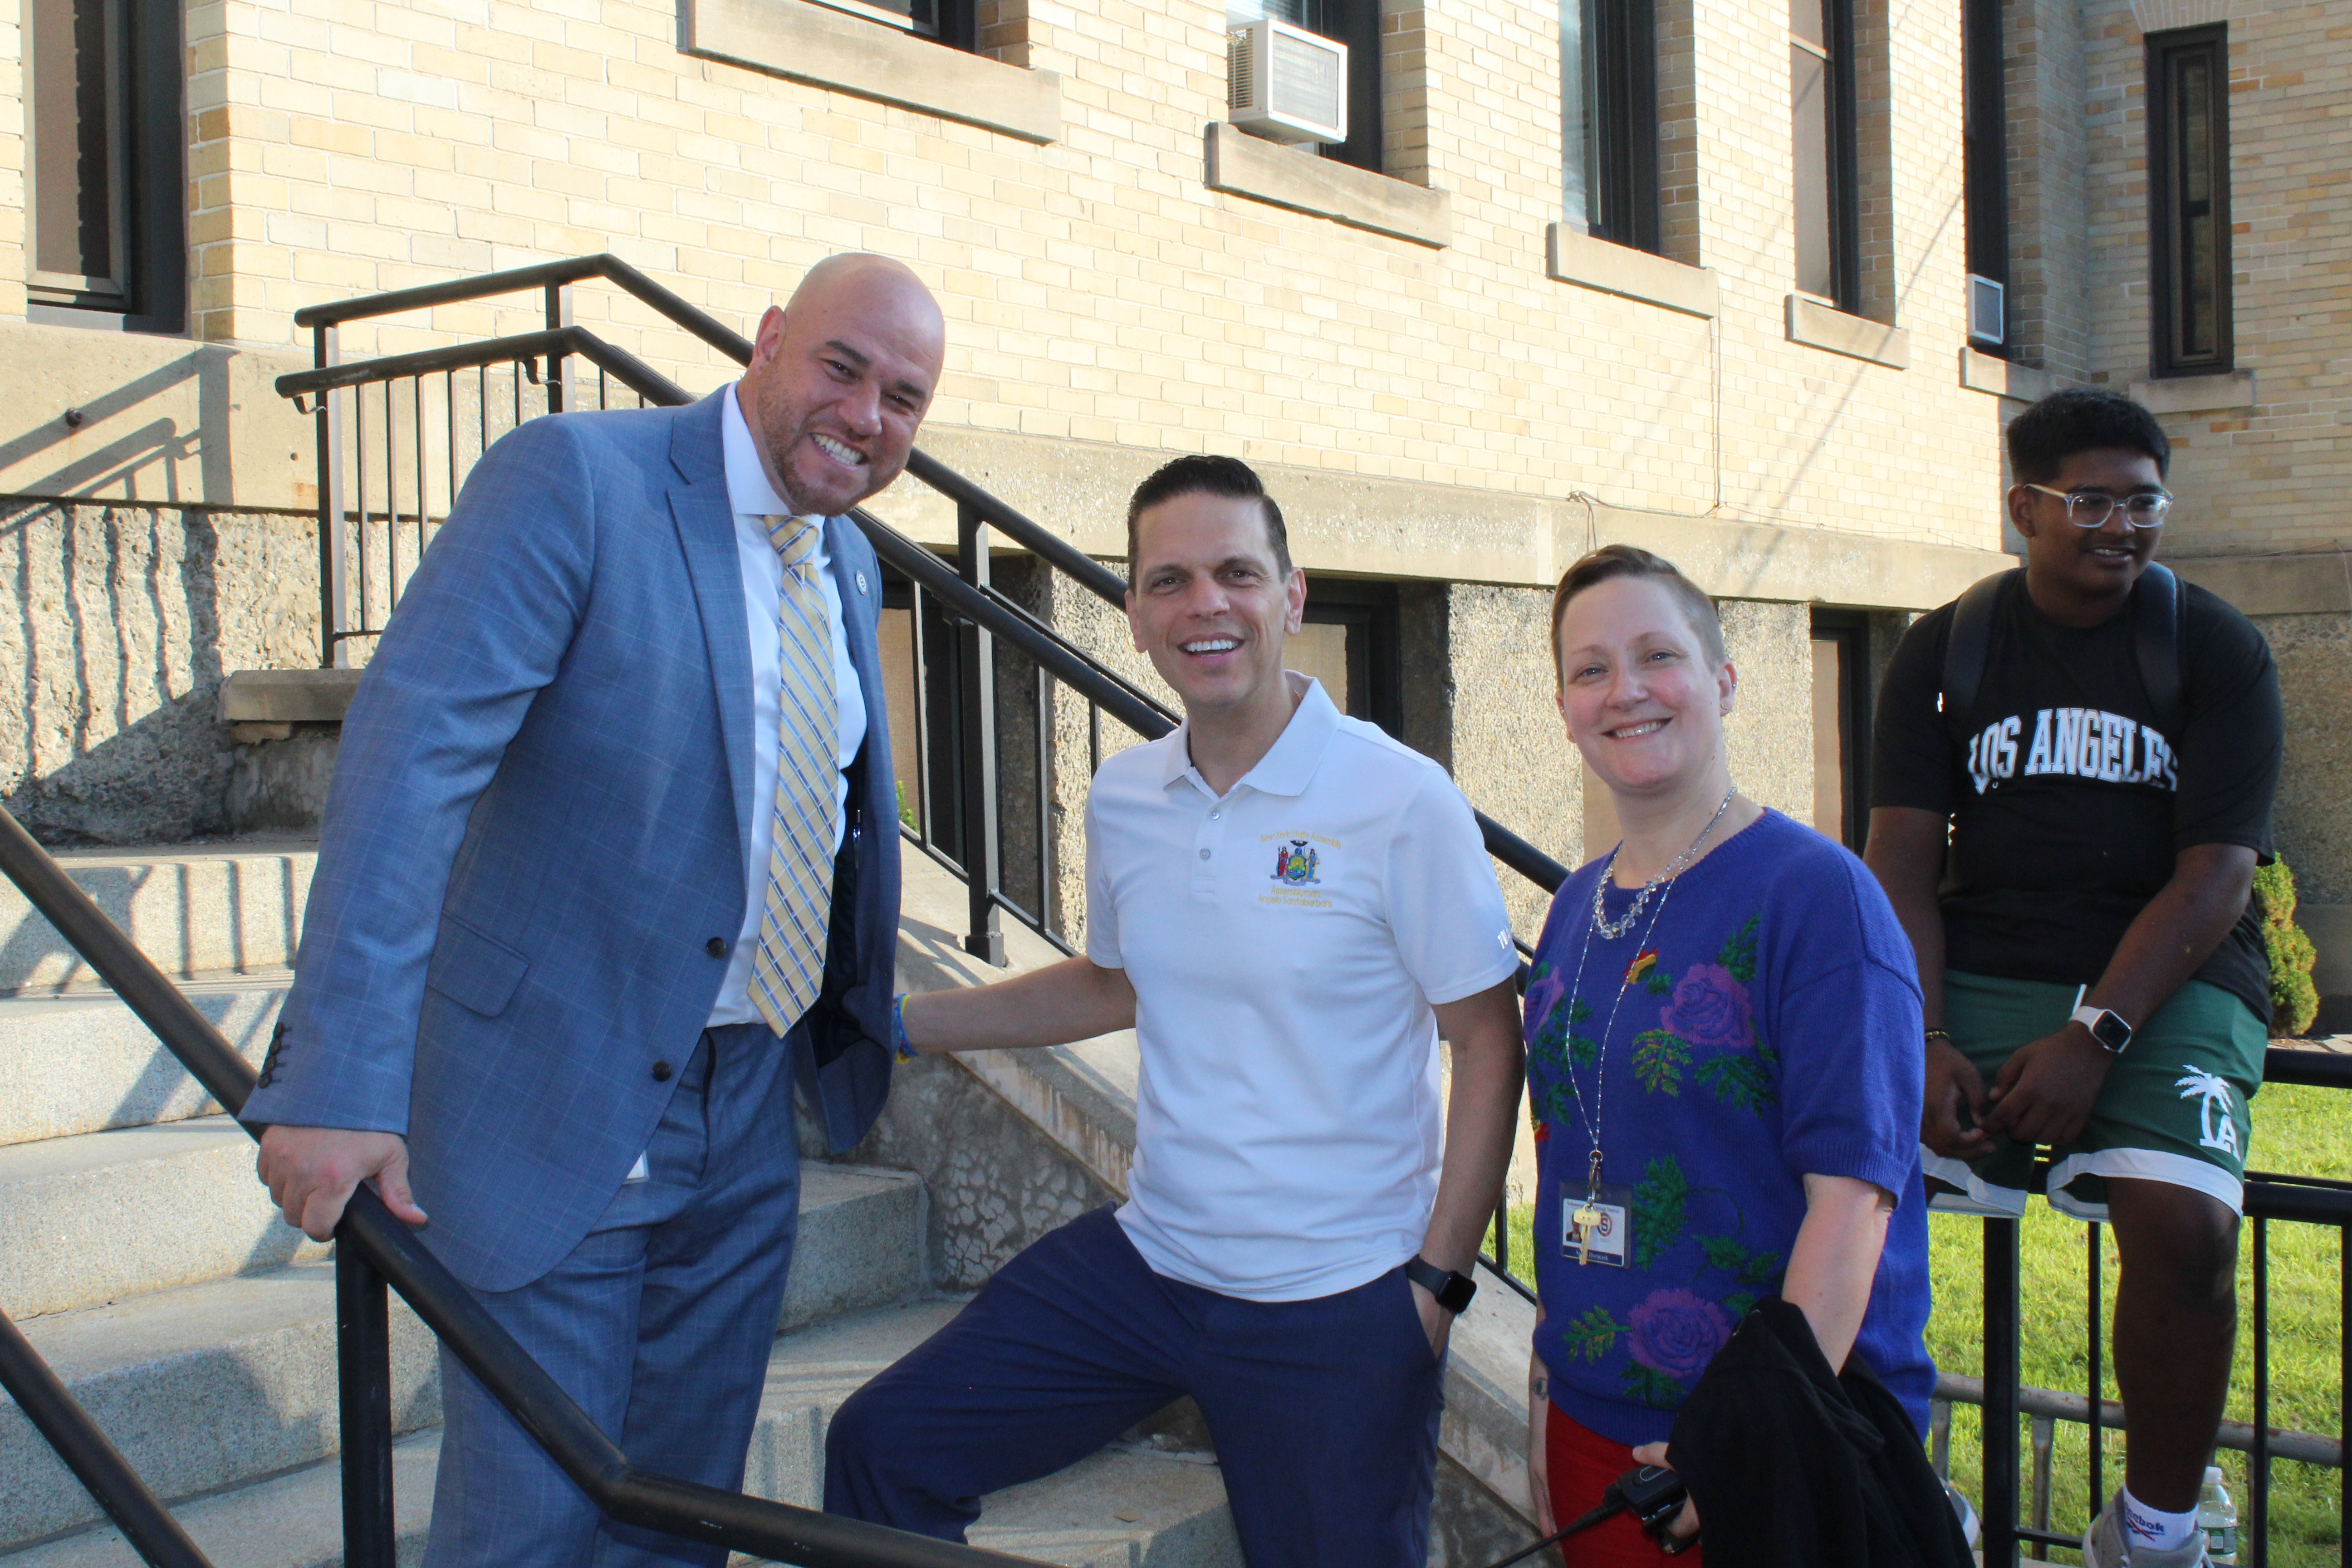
[[2132, 560, 2186, 736], [1940, 568, 2018, 735]]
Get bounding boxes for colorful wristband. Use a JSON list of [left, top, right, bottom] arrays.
[[1923, 1028, 1953, 1046], [892, 994, 918, 1063]]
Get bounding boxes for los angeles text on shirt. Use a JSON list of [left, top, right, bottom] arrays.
[[1963, 707, 2180, 796]]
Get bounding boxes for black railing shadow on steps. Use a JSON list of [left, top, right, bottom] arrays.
[[0, 805, 1054, 1568]]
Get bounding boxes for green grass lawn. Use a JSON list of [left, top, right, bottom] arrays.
[[1488, 1082, 2347, 1564]]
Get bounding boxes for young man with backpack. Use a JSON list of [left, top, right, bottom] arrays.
[[1864, 389, 2283, 1567]]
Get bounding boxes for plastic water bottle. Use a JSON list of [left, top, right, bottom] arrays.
[[2196, 1466, 2240, 1565]]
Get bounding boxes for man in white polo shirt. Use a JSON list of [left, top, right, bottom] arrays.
[[822, 455, 1524, 1565]]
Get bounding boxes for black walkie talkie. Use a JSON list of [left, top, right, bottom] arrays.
[[1476, 1464, 1698, 1568]]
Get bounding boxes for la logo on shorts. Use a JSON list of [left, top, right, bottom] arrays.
[[2176, 1066, 2239, 1156]]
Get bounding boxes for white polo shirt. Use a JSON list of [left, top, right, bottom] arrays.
[[1085, 674, 1519, 1302]]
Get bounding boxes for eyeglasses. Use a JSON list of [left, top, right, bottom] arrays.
[[2021, 484, 2172, 529]]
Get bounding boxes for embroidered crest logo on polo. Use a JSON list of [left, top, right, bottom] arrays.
[[1559, 786, 1738, 1266], [1271, 838, 1321, 885]]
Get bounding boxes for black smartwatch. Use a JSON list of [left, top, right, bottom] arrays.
[[1405, 1255, 1477, 1315]]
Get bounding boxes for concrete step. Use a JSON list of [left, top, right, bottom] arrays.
[[0, 1162, 925, 1550], [0, 842, 316, 995], [0, 980, 289, 1147], [9, 1299, 1238, 1568], [0, 1116, 325, 1320]]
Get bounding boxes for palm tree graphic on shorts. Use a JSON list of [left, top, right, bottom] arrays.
[[2175, 1067, 2239, 1156]]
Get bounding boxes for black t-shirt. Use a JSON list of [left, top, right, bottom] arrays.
[[1870, 573, 2283, 1022]]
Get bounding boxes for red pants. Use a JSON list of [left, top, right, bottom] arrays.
[[1541, 1404, 1705, 1568]]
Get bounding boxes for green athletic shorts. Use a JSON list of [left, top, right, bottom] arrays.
[[1922, 971, 2267, 1222]]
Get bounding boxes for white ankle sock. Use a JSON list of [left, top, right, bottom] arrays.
[[2121, 1489, 2200, 1553]]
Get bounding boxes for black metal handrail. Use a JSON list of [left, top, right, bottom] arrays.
[[292, 252, 757, 363], [0, 805, 1049, 1568], [0, 1306, 211, 1568]]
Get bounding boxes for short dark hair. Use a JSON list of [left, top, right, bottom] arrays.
[[2004, 388, 2171, 486], [1125, 455, 1291, 577], [1548, 544, 1726, 687]]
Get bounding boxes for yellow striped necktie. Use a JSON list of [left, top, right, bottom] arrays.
[[750, 514, 841, 1035]]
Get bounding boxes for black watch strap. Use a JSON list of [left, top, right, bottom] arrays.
[[1405, 1254, 1477, 1314]]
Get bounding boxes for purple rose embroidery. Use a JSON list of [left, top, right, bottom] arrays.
[[1659, 963, 1753, 1052], [1628, 1289, 1733, 1381], [1524, 971, 1567, 1040]]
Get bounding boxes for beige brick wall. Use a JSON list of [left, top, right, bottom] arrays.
[[2079, 0, 2352, 557], [0, 0, 2014, 564]]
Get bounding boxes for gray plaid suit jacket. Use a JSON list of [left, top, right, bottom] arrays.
[[242, 388, 900, 1292]]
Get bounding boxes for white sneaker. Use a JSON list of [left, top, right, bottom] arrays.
[[2082, 1492, 2214, 1568]]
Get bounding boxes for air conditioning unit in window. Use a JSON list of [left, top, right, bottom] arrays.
[[1968, 274, 2006, 345], [1228, 18, 1348, 146]]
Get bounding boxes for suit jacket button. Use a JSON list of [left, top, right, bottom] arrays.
[[706, 936, 727, 957], [652, 1060, 673, 1083]]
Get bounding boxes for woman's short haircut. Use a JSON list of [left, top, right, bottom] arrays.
[[1125, 455, 1291, 576], [2004, 388, 2172, 485], [1549, 544, 1727, 686]]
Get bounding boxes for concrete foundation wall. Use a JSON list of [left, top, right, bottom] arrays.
[[0, 500, 318, 845]]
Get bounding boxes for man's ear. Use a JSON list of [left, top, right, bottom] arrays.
[[1284, 568, 1307, 636], [2006, 484, 2042, 541], [1125, 591, 1144, 655], [749, 304, 787, 372], [1719, 659, 1739, 715]]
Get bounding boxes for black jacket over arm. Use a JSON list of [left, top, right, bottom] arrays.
[[1666, 1299, 1972, 1568]]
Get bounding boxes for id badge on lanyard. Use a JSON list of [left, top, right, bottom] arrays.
[[1561, 1181, 1633, 1267]]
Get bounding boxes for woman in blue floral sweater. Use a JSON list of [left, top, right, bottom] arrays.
[[1522, 546, 1935, 1563]]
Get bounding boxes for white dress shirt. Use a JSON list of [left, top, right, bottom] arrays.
[[705, 383, 869, 1029]]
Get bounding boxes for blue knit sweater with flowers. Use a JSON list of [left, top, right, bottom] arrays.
[[1525, 808, 1937, 1446]]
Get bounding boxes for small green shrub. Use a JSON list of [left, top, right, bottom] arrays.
[[896, 778, 918, 830], [2253, 855, 2320, 1037]]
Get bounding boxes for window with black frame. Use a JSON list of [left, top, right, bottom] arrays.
[[1960, 0, 2008, 352], [1808, 609, 1872, 851], [803, 0, 963, 46], [2146, 25, 2232, 378], [1561, 0, 1661, 254], [1227, 0, 1384, 174], [1789, 0, 1859, 311], [25, 0, 183, 331]]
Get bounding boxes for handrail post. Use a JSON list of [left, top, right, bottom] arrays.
[[545, 282, 575, 415], [1983, 1216, 2022, 1567], [957, 500, 1005, 965], [337, 1243, 398, 1568], [315, 323, 351, 669]]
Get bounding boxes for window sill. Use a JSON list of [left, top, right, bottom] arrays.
[[2128, 370, 2255, 415], [1959, 348, 2056, 402], [1784, 296, 1909, 370], [1203, 123, 1450, 249], [1544, 225, 1716, 318], [682, 0, 1062, 145]]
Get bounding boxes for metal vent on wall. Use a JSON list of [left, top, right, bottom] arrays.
[[1227, 18, 1347, 145]]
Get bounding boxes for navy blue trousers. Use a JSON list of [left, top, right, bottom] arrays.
[[423, 1023, 801, 1568], [824, 1207, 1445, 1568]]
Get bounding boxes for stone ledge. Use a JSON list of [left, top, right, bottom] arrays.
[[1202, 123, 1450, 249], [682, 0, 1063, 145], [1785, 295, 1911, 371], [2167, 553, 2352, 618], [2129, 369, 2256, 415], [219, 669, 360, 724], [1544, 224, 1716, 318], [1959, 348, 2057, 403], [884, 424, 2010, 610]]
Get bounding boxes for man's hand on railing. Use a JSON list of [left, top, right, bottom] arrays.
[[257, 1126, 429, 1241]]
